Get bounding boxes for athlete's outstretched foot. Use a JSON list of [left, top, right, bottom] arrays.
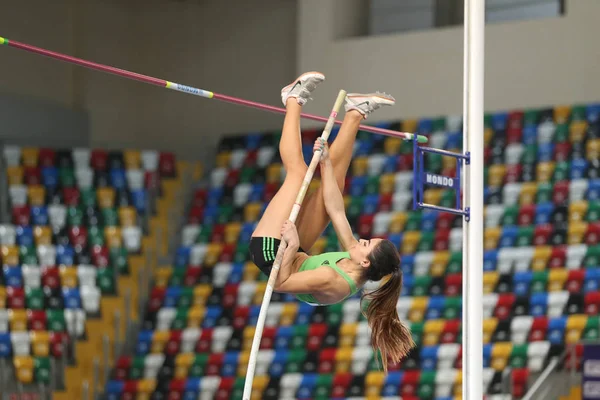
[[281, 72, 325, 106], [345, 92, 395, 119]]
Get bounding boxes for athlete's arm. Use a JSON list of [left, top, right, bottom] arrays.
[[275, 220, 300, 287], [316, 139, 358, 250], [275, 267, 337, 294]]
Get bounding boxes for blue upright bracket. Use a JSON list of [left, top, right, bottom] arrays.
[[412, 137, 471, 222]]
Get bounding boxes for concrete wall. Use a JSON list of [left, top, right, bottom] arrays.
[[297, 0, 600, 127], [0, 0, 297, 160]]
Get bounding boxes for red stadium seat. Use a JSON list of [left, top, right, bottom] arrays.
[[445, 274, 462, 297], [585, 292, 600, 315], [115, 356, 132, 380], [379, 194, 393, 212], [144, 171, 159, 191], [24, 167, 42, 186], [358, 215, 374, 238], [549, 246, 567, 268], [159, 152, 176, 178], [331, 373, 353, 398], [511, 368, 529, 398], [554, 142, 572, 162], [437, 213, 456, 230], [529, 317, 548, 341], [149, 288, 166, 312], [434, 229, 450, 251], [50, 332, 69, 357], [188, 206, 204, 224], [196, 328, 214, 353], [553, 181, 570, 204], [207, 353, 224, 376], [518, 205, 535, 226], [90, 150, 108, 171], [68, 227, 88, 249], [533, 225, 553, 246], [585, 222, 600, 245], [233, 306, 250, 330], [397, 154, 413, 171], [28, 310, 47, 331], [318, 348, 337, 374], [307, 323, 328, 351], [62, 188, 80, 207], [495, 294, 516, 320], [38, 149, 56, 168], [260, 327, 276, 350], [211, 225, 226, 243], [168, 379, 185, 400], [7, 287, 25, 309], [12, 206, 30, 226], [264, 183, 279, 202], [166, 330, 182, 356], [225, 169, 240, 188], [184, 266, 202, 287], [564, 343, 584, 371], [401, 370, 421, 397], [505, 164, 522, 183], [442, 320, 461, 344], [506, 126, 523, 144], [223, 284, 239, 309], [566, 270, 585, 293], [91, 246, 109, 267], [123, 380, 138, 400], [41, 267, 60, 290], [215, 377, 235, 400]]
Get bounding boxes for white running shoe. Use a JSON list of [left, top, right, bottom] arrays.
[[345, 92, 396, 119], [281, 72, 325, 106]]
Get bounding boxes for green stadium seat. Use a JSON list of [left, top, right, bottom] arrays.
[[523, 109, 538, 126], [440, 190, 455, 208], [502, 206, 519, 226], [20, 246, 38, 265], [234, 242, 249, 263], [110, 247, 129, 275], [447, 252, 462, 274], [554, 123, 569, 142], [536, 183, 553, 203], [583, 316, 600, 340], [292, 325, 309, 348], [509, 344, 528, 368], [553, 162, 570, 182], [411, 322, 424, 347], [418, 232, 435, 252], [172, 307, 188, 330], [217, 205, 234, 224], [189, 353, 209, 377], [67, 206, 84, 227], [432, 117, 446, 132], [531, 271, 549, 293], [34, 357, 50, 384], [413, 276, 432, 296], [102, 208, 119, 227], [240, 167, 256, 184], [26, 288, 44, 310], [97, 267, 115, 294], [517, 226, 534, 247], [315, 374, 333, 399], [59, 168, 76, 188], [46, 310, 65, 332], [286, 348, 307, 373], [326, 303, 343, 326], [88, 226, 104, 247], [81, 188, 97, 208], [405, 212, 422, 231], [418, 371, 436, 400], [443, 297, 461, 320], [197, 224, 213, 244], [571, 105, 587, 122], [178, 288, 193, 308], [168, 269, 185, 288], [587, 202, 600, 222], [365, 176, 380, 195], [130, 356, 145, 380]]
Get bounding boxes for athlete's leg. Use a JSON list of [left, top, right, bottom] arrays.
[[296, 92, 396, 251], [252, 72, 325, 240]]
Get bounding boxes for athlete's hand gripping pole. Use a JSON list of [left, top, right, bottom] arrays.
[[242, 90, 347, 399]]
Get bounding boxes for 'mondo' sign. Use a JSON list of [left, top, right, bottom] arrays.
[[425, 173, 457, 189]]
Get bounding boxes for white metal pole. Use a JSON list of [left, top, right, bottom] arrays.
[[463, 0, 484, 399], [242, 89, 347, 400]]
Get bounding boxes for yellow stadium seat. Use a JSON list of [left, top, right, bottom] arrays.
[[28, 185, 46, 207], [569, 201, 589, 223], [335, 347, 353, 373], [384, 137, 402, 155], [21, 148, 39, 167], [224, 223, 242, 244], [570, 121, 588, 142], [266, 164, 282, 184], [215, 152, 231, 168], [280, 303, 298, 326], [187, 306, 205, 328], [430, 251, 450, 276], [252, 375, 269, 391], [536, 162, 555, 183], [389, 212, 407, 233], [204, 243, 223, 266], [124, 150, 141, 169], [0, 287, 6, 309], [310, 237, 327, 255], [488, 165, 506, 187], [7, 166, 24, 185], [491, 342, 512, 371], [402, 232, 421, 254], [151, 331, 169, 354], [548, 269, 568, 292], [153, 268, 173, 288], [1, 245, 19, 266], [402, 119, 418, 133], [33, 226, 52, 246], [443, 152, 458, 170], [59, 267, 78, 289], [483, 271, 499, 294], [253, 282, 267, 305], [352, 157, 368, 176], [237, 351, 250, 377], [483, 318, 498, 344], [566, 315, 587, 344], [365, 371, 386, 396], [379, 174, 395, 194], [13, 356, 34, 384], [409, 297, 428, 323], [31, 331, 50, 357], [118, 206, 137, 227], [567, 221, 588, 245], [175, 353, 194, 379], [193, 285, 212, 306], [339, 323, 358, 348], [105, 227, 123, 249], [243, 326, 256, 350], [587, 139, 600, 160], [424, 189, 443, 206], [137, 379, 157, 397], [10, 309, 28, 331], [244, 203, 263, 223], [243, 262, 260, 282], [97, 187, 116, 209], [484, 128, 494, 147], [484, 227, 501, 250], [554, 105, 571, 123], [519, 183, 538, 205], [423, 319, 445, 346], [532, 246, 552, 271]]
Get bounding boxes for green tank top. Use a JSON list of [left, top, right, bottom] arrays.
[[295, 251, 358, 305]]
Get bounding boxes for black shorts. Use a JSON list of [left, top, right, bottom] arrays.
[[249, 236, 305, 276]]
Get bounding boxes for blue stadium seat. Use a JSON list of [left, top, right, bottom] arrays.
[[296, 303, 314, 325], [535, 203, 554, 225], [530, 293, 548, 317], [387, 233, 403, 249], [522, 126, 537, 145], [41, 167, 59, 188], [239, 223, 255, 243], [513, 272, 533, 296], [492, 112, 508, 131], [421, 345, 439, 371], [184, 378, 201, 399], [62, 288, 81, 309], [105, 380, 124, 400], [3, 266, 22, 288], [227, 263, 244, 284], [446, 132, 462, 149], [548, 316, 567, 344], [130, 189, 147, 214], [31, 206, 49, 226], [222, 352, 239, 377], [164, 287, 182, 307], [585, 268, 600, 292], [417, 118, 433, 135], [202, 306, 222, 328], [275, 326, 293, 350], [382, 371, 403, 396], [426, 296, 445, 320], [349, 176, 367, 197], [483, 250, 498, 272], [363, 194, 380, 215], [109, 169, 127, 190], [401, 254, 415, 276], [499, 226, 519, 248], [589, 179, 600, 201], [382, 155, 398, 173], [587, 103, 600, 123], [15, 226, 34, 247], [245, 134, 262, 150], [0, 333, 11, 357], [248, 305, 261, 326], [175, 247, 191, 268], [269, 349, 288, 377], [571, 159, 589, 180], [135, 330, 153, 355], [483, 343, 492, 368], [56, 245, 75, 266], [403, 275, 415, 295], [537, 143, 554, 162], [355, 140, 374, 156], [297, 373, 318, 399], [421, 211, 439, 232], [248, 183, 264, 202], [206, 188, 224, 207]]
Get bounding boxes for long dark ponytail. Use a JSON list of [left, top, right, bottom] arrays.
[[360, 239, 415, 372]]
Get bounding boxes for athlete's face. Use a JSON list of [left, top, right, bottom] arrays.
[[356, 238, 383, 267]]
